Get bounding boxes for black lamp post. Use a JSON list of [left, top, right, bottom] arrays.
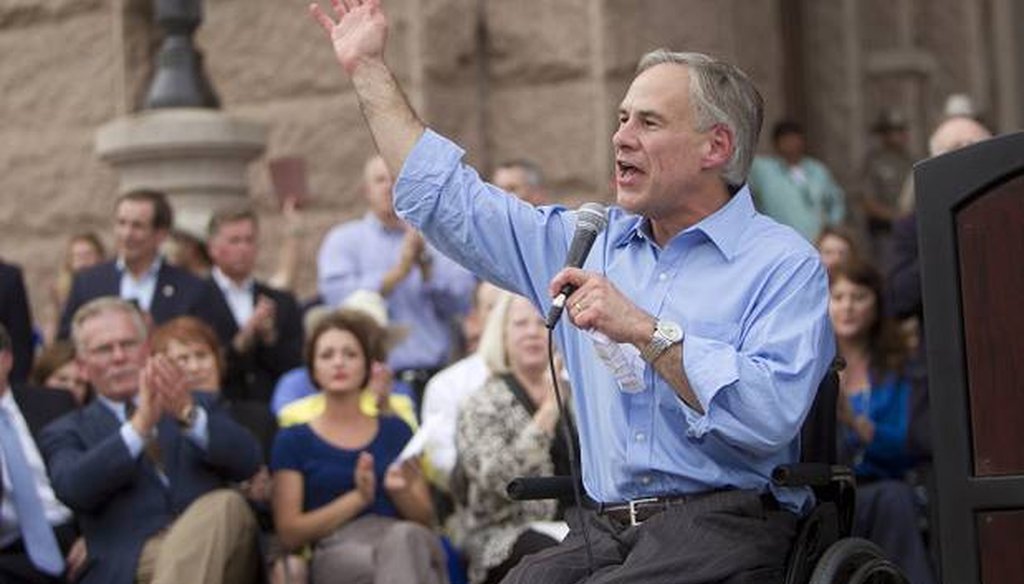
[[143, 0, 220, 109]]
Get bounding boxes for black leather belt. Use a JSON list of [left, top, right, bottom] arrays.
[[597, 496, 692, 527], [595, 492, 778, 527]]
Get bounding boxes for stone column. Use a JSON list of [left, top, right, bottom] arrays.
[[96, 0, 266, 237]]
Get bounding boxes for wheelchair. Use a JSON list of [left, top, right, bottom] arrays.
[[506, 367, 910, 584]]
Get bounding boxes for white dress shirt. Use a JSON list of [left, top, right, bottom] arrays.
[[420, 353, 490, 488], [0, 389, 72, 548], [117, 256, 163, 312], [211, 267, 255, 328]]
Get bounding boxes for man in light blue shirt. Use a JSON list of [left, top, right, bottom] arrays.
[[748, 120, 847, 241], [309, 2, 834, 582], [317, 156, 475, 401]]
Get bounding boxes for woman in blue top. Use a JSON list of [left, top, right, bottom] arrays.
[[830, 259, 935, 584], [271, 310, 447, 584]]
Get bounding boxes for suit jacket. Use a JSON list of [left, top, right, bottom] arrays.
[[0, 263, 34, 384], [0, 385, 78, 506], [56, 260, 203, 340], [190, 278, 302, 403], [39, 392, 262, 584], [10, 385, 78, 446]]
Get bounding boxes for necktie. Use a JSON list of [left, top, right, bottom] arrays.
[[0, 407, 65, 576]]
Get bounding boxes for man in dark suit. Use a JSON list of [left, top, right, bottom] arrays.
[[190, 207, 302, 403], [41, 298, 261, 584], [57, 190, 203, 340], [0, 262, 34, 384], [0, 324, 81, 584]]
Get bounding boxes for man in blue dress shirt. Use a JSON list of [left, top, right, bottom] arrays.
[[308, 2, 834, 582], [317, 155, 475, 405]]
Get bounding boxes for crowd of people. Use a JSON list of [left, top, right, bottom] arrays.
[[0, 1, 1002, 583]]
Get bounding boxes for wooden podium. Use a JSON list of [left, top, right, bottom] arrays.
[[916, 131, 1024, 584]]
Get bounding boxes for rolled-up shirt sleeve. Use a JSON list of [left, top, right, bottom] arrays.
[[672, 255, 834, 456]]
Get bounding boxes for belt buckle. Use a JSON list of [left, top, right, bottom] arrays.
[[628, 497, 659, 526]]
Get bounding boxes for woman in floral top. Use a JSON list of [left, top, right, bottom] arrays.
[[450, 292, 574, 584]]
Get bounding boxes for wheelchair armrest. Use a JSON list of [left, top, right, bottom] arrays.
[[772, 463, 853, 488], [507, 476, 575, 501]]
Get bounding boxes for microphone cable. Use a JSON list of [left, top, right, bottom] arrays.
[[547, 326, 595, 576]]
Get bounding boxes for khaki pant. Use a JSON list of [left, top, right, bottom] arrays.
[[136, 489, 259, 584]]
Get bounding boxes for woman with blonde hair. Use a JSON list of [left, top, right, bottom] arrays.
[[450, 291, 573, 584]]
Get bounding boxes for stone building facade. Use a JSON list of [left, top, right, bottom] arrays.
[[1, 0, 1021, 333]]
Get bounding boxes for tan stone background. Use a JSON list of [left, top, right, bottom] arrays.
[[0, 0, 1020, 338]]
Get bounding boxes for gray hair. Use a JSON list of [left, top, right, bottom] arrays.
[[71, 297, 149, 354], [636, 49, 764, 188]]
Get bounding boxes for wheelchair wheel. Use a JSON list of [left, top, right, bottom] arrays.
[[847, 557, 908, 584], [808, 537, 907, 584]]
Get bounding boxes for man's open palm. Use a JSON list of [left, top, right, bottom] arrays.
[[310, 0, 388, 75]]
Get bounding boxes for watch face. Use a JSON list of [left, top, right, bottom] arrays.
[[659, 321, 683, 342]]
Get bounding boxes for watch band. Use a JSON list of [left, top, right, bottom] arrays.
[[641, 320, 683, 363]]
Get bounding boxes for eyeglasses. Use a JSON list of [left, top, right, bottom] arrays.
[[86, 338, 142, 360]]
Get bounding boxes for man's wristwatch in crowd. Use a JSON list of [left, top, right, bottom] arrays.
[[177, 403, 198, 429], [640, 320, 684, 363]]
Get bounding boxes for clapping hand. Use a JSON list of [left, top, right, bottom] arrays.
[[353, 451, 376, 505]]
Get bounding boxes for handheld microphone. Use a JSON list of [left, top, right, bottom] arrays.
[[545, 203, 608, 328]]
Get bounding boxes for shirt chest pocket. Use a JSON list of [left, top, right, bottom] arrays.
[[683, 319, 741, 347]]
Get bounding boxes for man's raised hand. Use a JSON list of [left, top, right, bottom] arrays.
[[309, 0, 388, 76]]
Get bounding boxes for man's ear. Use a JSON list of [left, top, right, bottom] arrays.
[[701, 124, 735, 172]]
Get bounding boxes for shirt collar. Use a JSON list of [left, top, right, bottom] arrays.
[[96, 394, 135, 423], [614, 185, 757, 262], [116, 255, 163, 279], [211, 266, 254, 294], [0, 387, 15, 414]]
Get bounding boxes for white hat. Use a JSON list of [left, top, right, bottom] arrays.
[[341, 289, 390, 327]]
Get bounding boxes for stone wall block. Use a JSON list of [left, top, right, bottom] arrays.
[[487, 81, 600, 197], [0, 12, 117, 129], [483, 0, 591, 85], [602, 0, 730, 78], [421, 0, 480, 82]]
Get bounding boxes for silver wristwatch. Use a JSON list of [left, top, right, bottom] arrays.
[[640, 320, 684, 363]]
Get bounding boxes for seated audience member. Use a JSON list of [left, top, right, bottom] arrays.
[[815, 224, 861, 274], [450, 292, 573, 584], [191, 207, 303, 404], [29, 342, 90, 406], [275, 292, 417, 431], [271, 310, 447, 583], [149, 317, 278, 460], [421, 281, 502, 490], [148, 316, 299, 584], [0, 324, 84, 584], [41, 298, 262, 584], [48, 233, 106, 343], [829, 260, 935, 584], [56, 190, 204, 340]]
